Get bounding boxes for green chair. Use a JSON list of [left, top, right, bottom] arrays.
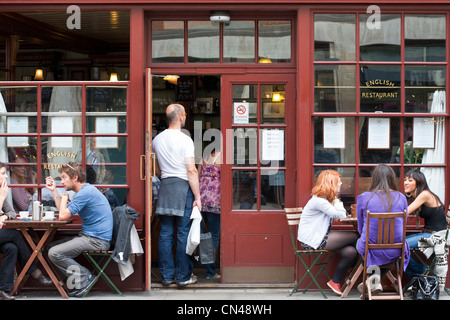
[[81, 250, 123, 297], [285, 207, 334, 298]]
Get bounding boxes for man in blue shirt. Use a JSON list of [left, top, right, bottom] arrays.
[[46, 162, 113, 297]]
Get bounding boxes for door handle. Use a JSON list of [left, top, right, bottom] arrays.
[[140, 155, 146, 181], [151, 153, 156, 178]]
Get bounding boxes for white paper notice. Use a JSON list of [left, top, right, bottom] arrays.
[[51, 117, 73, 148], [233, 102, 249, 124], [413, 117, 435, 149], [96, 117, 118, 148], [7, 117, 29, 147], [368, 118, 390, 149], [261, 129, 284, 161], [323, 118, 345, 149]]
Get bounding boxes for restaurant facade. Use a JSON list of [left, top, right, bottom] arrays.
[[0, 0, 449, 292]]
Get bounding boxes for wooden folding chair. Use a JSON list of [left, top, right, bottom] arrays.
[[81, 250, 123, 297], [361, 210, 407, 300], [285, 207, 335, 298]]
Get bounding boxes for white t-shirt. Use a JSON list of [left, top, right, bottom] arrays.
[[152, 129, 195, 181]]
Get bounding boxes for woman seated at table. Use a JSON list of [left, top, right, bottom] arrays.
[[404, 169, 446, 277], [298, 169, 358, 296], [0, 162, 52, 301], [356, 164, 409, 293]]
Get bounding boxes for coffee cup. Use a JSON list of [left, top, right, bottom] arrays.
[[19, 211, 29, 219], [44, 211, 55, 220]]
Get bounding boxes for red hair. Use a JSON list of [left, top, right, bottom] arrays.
[[311, 170, 341, 203]]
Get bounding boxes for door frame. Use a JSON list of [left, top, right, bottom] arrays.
[[220, 73, 297, 283]]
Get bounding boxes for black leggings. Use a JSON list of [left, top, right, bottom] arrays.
[[324, 231, 359, 283]]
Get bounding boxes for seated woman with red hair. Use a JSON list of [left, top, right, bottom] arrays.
[[297, 169, 358, 296]]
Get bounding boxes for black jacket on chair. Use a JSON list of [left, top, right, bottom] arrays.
[[111, 205, 140, 265]]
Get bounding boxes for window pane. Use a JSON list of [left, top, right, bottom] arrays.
[[188, 21, 219, 63], [41, 86, 82, 133], [315, 65, 355, 112], [360, 14, 400, 61], [314, 14, 355, 61], [359, 117, 400, 164], [152, 21, 184, 63], [41, 137, 82, 181], [86, 86, 127, 113], [405, 66, 446, 113], [360, 65, 400, 112], [224, 21, 255, 63], [405, 15, 446, 62], [260, 170, 284, 210], [232, 85, 257, 124], [258, 21, 291, 63], [233, 170, 257, 210], [314, 117, 355, 163], [261, 128, 285, 167], [232, 128, 258, 167], [261, 85, 285, 124]]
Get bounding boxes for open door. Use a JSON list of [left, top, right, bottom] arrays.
[[144, 68, 154, 290]]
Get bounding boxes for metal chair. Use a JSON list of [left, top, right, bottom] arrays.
[[81, 250, 123, 297], [361, 210, 407, 300], [284, 207, 335, 298]]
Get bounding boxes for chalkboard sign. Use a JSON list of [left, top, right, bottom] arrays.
[[176, 77, 195, 101]]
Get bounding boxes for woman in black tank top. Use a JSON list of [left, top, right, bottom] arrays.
[[404, 170, 446, 276]]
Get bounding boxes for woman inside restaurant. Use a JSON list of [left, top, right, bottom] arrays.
[[297, 169, 358, 296], [356, 164, 409, 293], [0, 162, 52, 300], [404, 169, 447, 276]]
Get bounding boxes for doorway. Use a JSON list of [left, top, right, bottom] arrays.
[[150, 74, 222, 286]]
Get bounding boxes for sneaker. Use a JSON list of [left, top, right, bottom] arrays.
[[177, 276, 198, 287], [206, 274, 221, 280], [357, 274, 383, 294], [161, 279, 175, 286], [327, 280, 343, 296], [73, 274, 97, 298]]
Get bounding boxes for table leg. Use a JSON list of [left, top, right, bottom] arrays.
[[12, 228, 68, 299]]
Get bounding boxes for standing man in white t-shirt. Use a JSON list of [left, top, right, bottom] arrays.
[[152, 104, 202, 286]]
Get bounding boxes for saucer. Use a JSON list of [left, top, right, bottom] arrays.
[[17, 216, 30, 220], [42, 217, 56, 221]]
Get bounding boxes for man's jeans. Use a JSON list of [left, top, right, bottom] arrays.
[[158, 188, 194, 283], [405, 232, 431, 277], [48, 233, 110, 289]]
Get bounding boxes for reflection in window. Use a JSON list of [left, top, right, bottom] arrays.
[[360, 14, 400, 61], [260, 170, 284, 210], [360, 65, 400, 112], [152, 21, 184, 63], [314, 117, 355, 164], [258, 21, 291, 63], [232, 128, 258, 167], [188, 21, 219, 63], [261, 85, 285, 124], [405, 66, 446, 113], [359, 117, 400, 164], [224, 21, 255, 63], [315, 65, 356, 112], [233, 170, 257, 210], [405, 15, 446, 62], [313, 167, 355, 209], [314, 14, 355, 61]]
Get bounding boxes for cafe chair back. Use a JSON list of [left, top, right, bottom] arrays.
[[284, 207, 334, 298], [361, 210, 407, 300]]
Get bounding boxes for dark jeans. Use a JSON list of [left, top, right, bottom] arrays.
[[0, 229, 38, 292], [201, 212, 220, 278]]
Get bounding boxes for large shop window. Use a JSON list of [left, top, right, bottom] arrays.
[[313, 13, 447, 208], [0, 84, 128, 213], [151, 20, 291, 64]]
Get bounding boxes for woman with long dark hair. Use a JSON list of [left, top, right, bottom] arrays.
[[404, 169, 447, 276], [356, 164, 409, 293]]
